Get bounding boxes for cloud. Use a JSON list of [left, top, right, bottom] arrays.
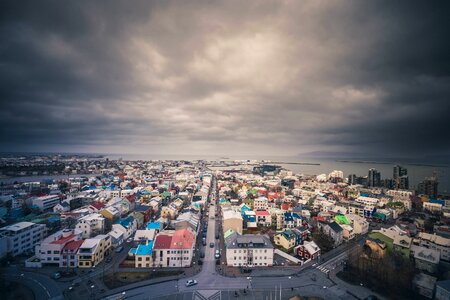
[[0, 0, 449, 159]]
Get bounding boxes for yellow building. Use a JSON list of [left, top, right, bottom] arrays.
[[274, 230, 296, 250], [77, 234, 112, 268]]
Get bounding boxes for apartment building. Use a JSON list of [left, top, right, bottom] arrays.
[[0, 222, 47, 257], [255, 210, 272, 227], [153, 228, 196, 267], [223, 209, 243, 234], [254, 197, 269, 210], [35, 228, 82, 267], [135, 241, 154, 268], [415, 232, 450, 262], [75, 213, 105, 238], [225, 233, 274, 267], [77, 234, 112, 268], [32, 195, 60, 211]]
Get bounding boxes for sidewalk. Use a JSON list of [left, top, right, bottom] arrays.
[[329, 272, 387, 300]]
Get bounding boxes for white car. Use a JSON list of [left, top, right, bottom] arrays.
[[186, 279, 198, 287], [126, 237, 133, 243]]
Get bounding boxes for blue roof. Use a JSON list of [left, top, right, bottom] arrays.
[[114, 216, 135, 228], [136, 241, 154, 256], [129, 248, 137, 255], [146, 222, 161, 230], [430, 199, 445, 205], [284, 212, 293, 221]]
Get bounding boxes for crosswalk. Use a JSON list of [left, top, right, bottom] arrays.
[[315, 265, 330, 274]]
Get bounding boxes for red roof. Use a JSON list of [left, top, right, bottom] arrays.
[[171, 229, 195, 249], [255, 210, 270, 216], [62, 240, 84, 251], [90, 202, 105, 210], [153, 235, 173, 250], [126, 195, 136, 203], [51, 234, 76, 245]]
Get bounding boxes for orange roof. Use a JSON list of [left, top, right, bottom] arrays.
[[62, 240, 84, 251], [51, 234, 76, 245], [171, 229, 195, 249], [255, 210, 270, 216], [153, 235, 173, 250]]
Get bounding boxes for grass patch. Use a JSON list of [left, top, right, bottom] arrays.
[[103, 270, 183, 289]]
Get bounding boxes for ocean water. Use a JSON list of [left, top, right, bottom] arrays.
[[106, 154, 450, 194]]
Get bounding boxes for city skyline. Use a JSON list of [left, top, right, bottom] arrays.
[[1, 1, 449, 159]]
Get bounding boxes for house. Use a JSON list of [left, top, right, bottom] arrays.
[[283, 212, 303, 229], [243, 211, 257, 228], [223, 209, 243, 234], [113, 216, 138, 240], [62, 240, 84, 268], [133, 204, 153, 223], [255, 210, 272, 227], [108, 229, 124, 248], [75, 213, 105, 238], [319, 221, 343, 247], [346, 214, 369, 235], [340, 224, 355, 241], [435, 279, 450, 300], [160, 205, 177, 219], [153, 228, 196, 267], [53, 201, 70, 213], [295, 241, 320, 260], [274, 230, 296, 250], [0, 222, 47, 257], [135, 241, 154, 268], [77, 234, 112, 268], [225, 233, 274, 267], [34, 229, 82, 267], [291, 227, 310, 245]]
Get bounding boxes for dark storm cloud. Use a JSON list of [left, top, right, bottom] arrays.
[[0, 0, 449, 157]]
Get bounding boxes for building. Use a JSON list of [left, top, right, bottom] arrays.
[[319, 221, 343, 247], [418, 176, 439, 198], [415, 232, 450, 262], [77, 234, 112, 268], [368, 168, 381, 188], [346, 214, 369, 235], [223, 209, 243, 234], [152, 228, 196, 268], [32, 195, 60, 211], [412, 273, 436, 299], [35, 229, 82, 267], [295, 241, 320, 260], [274, 230, 296, 250], [255, 210, 272, 227], [393, 165, 409, 189], [253, 197, 269, 210], [75, 213, 106, 238], [283, 212, 303, 229], [225, 233, 274, 267], [62, 240, 84, 268], [411, 245, 440, 273], [135, 241, 154, 268], [0, 222, 47, 257], [435, 279, 450, 300]]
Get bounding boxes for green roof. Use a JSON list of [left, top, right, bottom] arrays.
[[224, 229, 235, 239], [335, 215, 350, 225]]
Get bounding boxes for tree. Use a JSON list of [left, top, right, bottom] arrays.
[[312, 230, 334, 253]]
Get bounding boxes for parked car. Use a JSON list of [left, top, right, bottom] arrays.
[[115, 246, 124, 253], [186, 280, 198, 287], [200, 252, 205, 258], [202, 238, 207, 246], [126, 237, 133, 243], [106, 257, 112, 263], [53, 272, 61, 279], [215, 233, 219, 239], [209, 242, 214, 248], [215, 250, 220, 259]]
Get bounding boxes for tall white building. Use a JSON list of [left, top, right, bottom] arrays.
[[0, 222, 47, 257], [35, 229, 83, 267], [32, 195, 60, 211], [76, 213, 105, 238]]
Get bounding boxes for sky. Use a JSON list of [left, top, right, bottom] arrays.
[[0, 1, 449, 160]]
